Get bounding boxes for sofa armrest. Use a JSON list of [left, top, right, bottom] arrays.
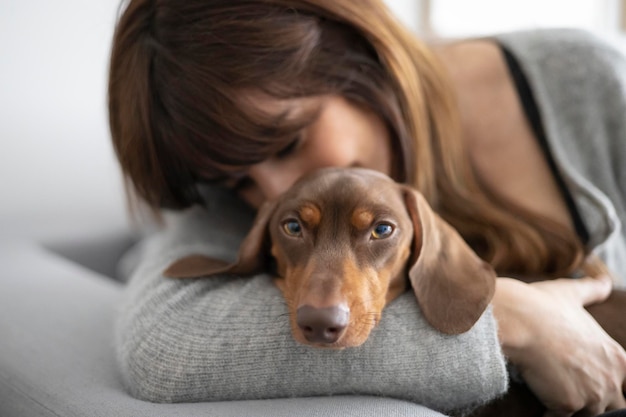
[[0, 241, 446, 417], [42, 228, 139, 281]]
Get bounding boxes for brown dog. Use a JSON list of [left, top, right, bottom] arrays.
[[165, 167, 625, 413], [164, 167, 496, 348]]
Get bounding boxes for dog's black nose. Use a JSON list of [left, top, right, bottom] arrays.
[[296, 305, 349, 344]]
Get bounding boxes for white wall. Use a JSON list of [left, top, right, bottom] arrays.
[[426, 0, 626, 52], [0, 0, 127, 240]]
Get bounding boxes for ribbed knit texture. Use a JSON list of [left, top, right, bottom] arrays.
[[116, 188, 507, 414]]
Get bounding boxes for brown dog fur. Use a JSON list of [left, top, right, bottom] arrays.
[[164, 167, 625, 414], [164, 167, 496, 348]]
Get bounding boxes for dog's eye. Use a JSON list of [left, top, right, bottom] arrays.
[[371, 223, 394, 239], [282, 220, 302, 237]]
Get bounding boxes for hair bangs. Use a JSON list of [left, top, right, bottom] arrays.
[[162, 87, 322, 185]]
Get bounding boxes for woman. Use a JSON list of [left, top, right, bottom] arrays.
[[108, 0, 626, 415]]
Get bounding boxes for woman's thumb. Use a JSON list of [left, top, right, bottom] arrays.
[[566, 274, 613, 306]]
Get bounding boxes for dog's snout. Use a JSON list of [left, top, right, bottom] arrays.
[[296, 304, 350, 345]]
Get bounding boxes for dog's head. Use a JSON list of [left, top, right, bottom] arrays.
[[165, 168, 496, 348]]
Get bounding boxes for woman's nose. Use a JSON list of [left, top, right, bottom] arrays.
[[248, 160, 303, 201]]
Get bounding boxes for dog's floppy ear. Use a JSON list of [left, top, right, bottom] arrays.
[[164, 200, 277, 279], [402, 187, 496, 334]]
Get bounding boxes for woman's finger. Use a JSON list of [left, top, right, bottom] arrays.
[[575, 275, 613, 306], [536, 275, 612, 306]]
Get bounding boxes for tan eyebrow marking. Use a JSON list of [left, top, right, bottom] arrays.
[[351, 208, 374, 230], [299, 204, 321, 228]]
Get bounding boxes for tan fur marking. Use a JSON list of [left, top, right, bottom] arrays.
[[386, 246, 411, 303], [271, 243, 288, 278], [299, 204, 321, 228], [339, 256, 387, 347], [351, 208, 374, 230]]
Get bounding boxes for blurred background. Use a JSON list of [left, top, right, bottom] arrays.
[[1, 0, 625, 242]]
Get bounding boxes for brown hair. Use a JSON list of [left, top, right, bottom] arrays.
[[109, 0, 584, 276]]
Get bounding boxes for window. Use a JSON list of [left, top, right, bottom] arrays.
[[385, 0, 626, 52]]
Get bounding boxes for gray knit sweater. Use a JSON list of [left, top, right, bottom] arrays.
[[115, 29, 626, 413], [497, 29, 626, 286]]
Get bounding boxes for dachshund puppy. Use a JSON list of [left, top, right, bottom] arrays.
[[165, 167, 625, 415], [164, 167, 496, 348]]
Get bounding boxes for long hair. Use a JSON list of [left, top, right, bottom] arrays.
[[108, 0, 584, 276]]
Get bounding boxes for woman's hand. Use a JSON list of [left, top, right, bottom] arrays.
[[493, 276, 626, 416]]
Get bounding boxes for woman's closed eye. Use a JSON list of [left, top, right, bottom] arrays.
[[276, 136, 303, 159], [231, 175, 255, 192]]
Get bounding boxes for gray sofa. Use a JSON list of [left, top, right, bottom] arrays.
[[0, 230, 446, 416], [0, 0, 443, 408]]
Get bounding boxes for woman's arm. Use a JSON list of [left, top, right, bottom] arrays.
[[115, 192, 508, 413], [493, 277, 626, 415]]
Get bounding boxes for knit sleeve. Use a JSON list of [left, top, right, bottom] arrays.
[[114, 190, 508, 413]]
